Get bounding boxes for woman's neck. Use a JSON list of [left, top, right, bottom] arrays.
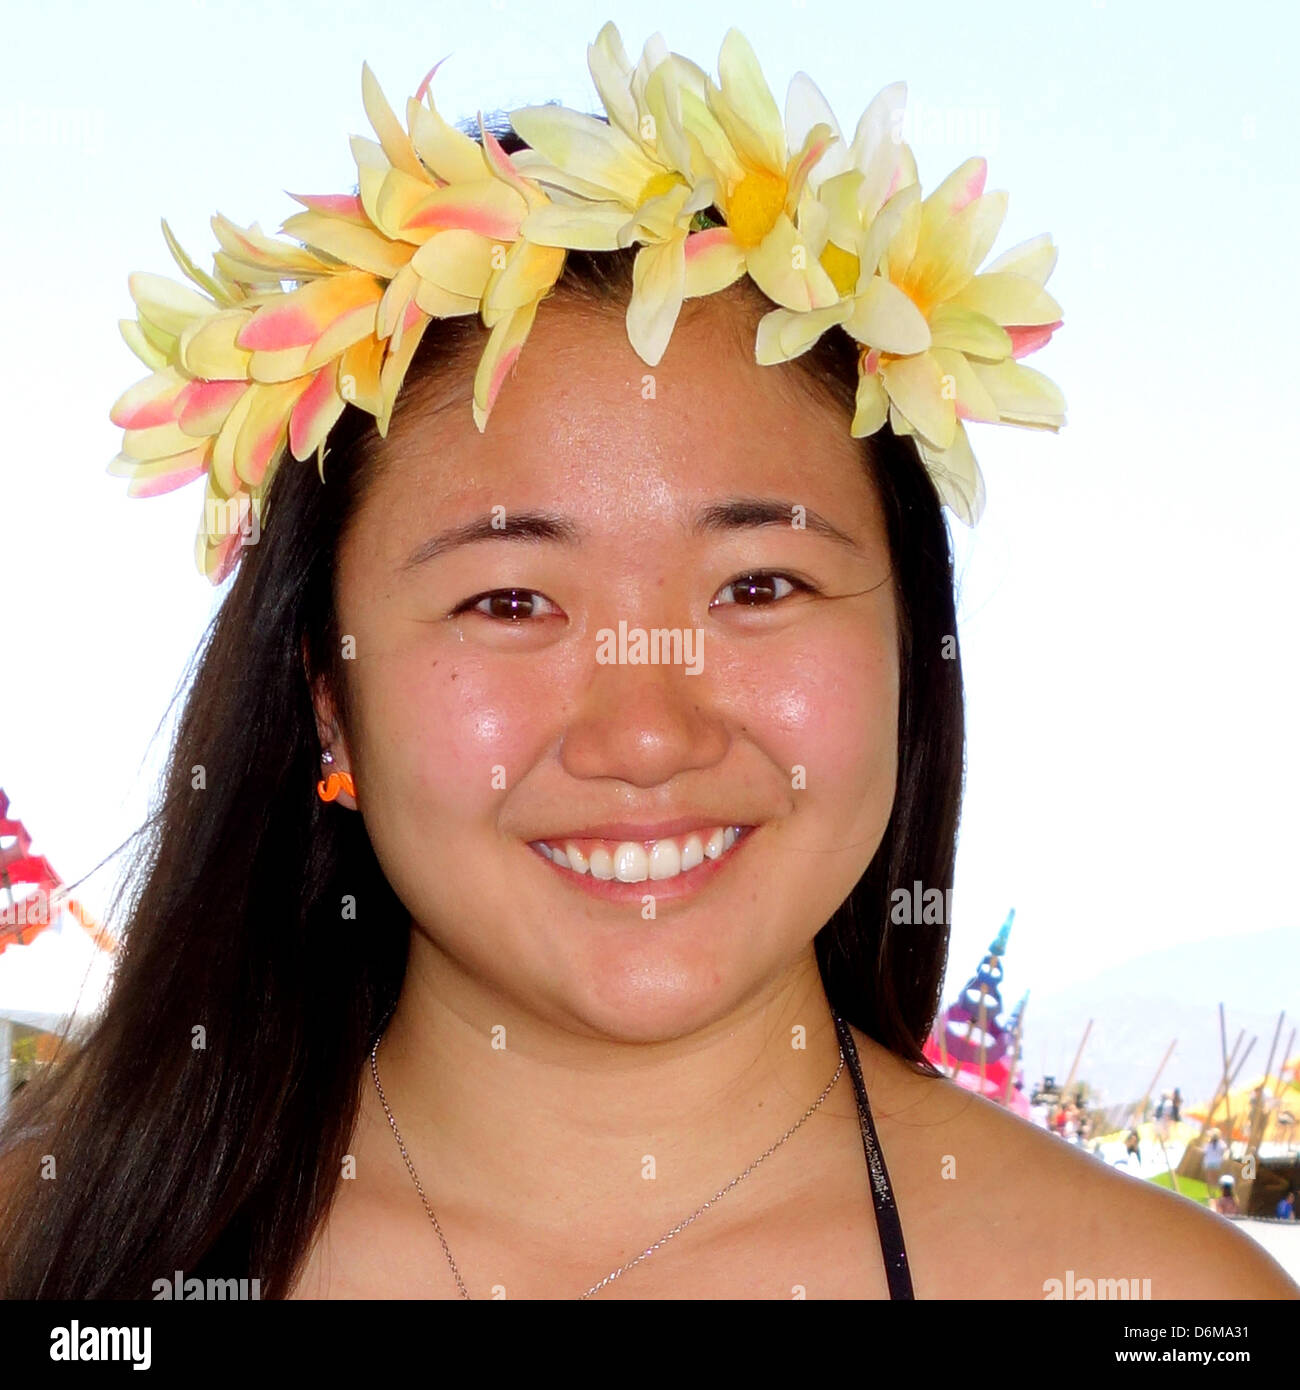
[[366, 933, 852, 1245]]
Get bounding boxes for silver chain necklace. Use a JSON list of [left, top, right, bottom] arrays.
[[369, 1031, 845, 1300]]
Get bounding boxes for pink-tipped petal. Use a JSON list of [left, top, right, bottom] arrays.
[[233, 379, 312, 488], [946, 157, 987, 214], [786, 123, 834, 207], [177, 378, 247, 436], [286, 191, 367, 221], [110, 370, 188, 429], [473, 300, 539, 430], [1007, 320, 1062, 357], [361, 61, 426, 182], [289, 366, 345, 460], [237, 302, 319, 352], [406, 183, 525, 240], [377, 313, 432, 435], [415, 55, 451, 103], [125, 446, 210, 497], [479, 120, 540, 207], [237, 273, 382, 352]]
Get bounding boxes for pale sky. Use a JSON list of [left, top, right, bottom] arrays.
[[2, 0, 1296, 1035]]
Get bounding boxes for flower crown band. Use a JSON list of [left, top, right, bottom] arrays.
[[108, 22, 1066, 583]]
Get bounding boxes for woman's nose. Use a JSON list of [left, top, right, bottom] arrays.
[[558, 627, 729, 789]]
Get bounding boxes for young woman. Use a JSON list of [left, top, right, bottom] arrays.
[[2, 27, 1294, 1301]]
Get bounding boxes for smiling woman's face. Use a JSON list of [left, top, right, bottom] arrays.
[[319, 290, 900, 1043]]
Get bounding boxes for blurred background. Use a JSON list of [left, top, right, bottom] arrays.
[[1, 0, 1296, 1234]]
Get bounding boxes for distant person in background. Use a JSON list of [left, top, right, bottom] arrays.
[[1170, 1088, 1183, 1123], [1124, 1128, 1142, 1168], [1276, 1191, 1295, 1221], [1155, 1091, 1172, 1143], [1202, 1129, 1227, 1188], [1211, 1175, 1240, 1217]]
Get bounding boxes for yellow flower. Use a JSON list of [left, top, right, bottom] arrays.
[[110, 62, 563, 579], [342, 61, 541, 430], [783, 76, 918, 299], [343, 61, 567, 429], [758, 156, 1065, 522], [675, 28, 838, 312], [508, 22, 742, 365], [469, 123, 568, 430]]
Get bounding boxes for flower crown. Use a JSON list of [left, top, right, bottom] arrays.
[[108, 23, 1065, 584]]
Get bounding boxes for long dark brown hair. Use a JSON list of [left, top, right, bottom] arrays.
[[0, 127, 962, 1300]]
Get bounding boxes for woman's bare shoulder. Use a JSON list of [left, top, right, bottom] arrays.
[[854, 1033, 1299, 1300]]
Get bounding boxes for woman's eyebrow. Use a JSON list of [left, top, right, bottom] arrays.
[[401, 498, 861, 570], [401, 511, 582, 569], [693, 498, 862, 551]]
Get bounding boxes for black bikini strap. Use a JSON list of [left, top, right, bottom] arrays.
[[833, 1013, 914, 1300]]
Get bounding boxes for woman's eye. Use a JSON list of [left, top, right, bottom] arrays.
[[712, 572, 809, 607], [456, 588, 560, 621]]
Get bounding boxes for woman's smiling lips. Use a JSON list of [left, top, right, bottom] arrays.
[[526, 821, 755, 904]]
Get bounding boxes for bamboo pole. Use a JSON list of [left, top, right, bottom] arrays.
[[1219, 1036, 1257, 1140], [1201, 1028, 1244, 1137], [1268, 1029, 1298, 1145], [1247, 1011, 1285, 1154], [1260, 1012, 1286, 1096], [1221, 1029, 1244, 1103], [976, 991, 989, 1095], [1233, 1039, 1257, 1083], [1157, 1129, 1180, 1195], [1280, 1029, 1296, 1090], [1131, 1039, 1178, 1131], [1060, 1019, 1092, 1105], [1204, 1007, 1236, 1135], [1219, 1003, 1229, 1095], [1206, 1033, 1255, 1136]]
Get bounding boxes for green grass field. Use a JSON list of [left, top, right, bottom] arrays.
[[1150, 1171, 1211, 1204]]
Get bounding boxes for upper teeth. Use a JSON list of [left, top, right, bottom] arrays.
[[534, 826, 742, 882]]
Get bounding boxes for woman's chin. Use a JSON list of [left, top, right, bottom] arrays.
[[534, 952, 791, 1046]]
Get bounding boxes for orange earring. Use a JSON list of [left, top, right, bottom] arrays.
[[317, 752, 355, 802], [317, 771, 355, 802]]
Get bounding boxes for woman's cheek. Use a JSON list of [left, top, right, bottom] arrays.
[[714, 622, 898, 808], [357, 642, 550, 832]]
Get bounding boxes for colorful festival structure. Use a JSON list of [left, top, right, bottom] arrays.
[[0, 789, 114, 956], [0, 787, 117, 1125], [924, 909, 1032, 1117]]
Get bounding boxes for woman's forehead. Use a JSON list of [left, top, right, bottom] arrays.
[[364, 295, 877, 532]]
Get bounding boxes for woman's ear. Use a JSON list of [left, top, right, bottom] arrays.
[[306, 644, 358, 813]]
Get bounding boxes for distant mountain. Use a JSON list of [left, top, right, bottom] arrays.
[[1012, 927, 1298, 1107]]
